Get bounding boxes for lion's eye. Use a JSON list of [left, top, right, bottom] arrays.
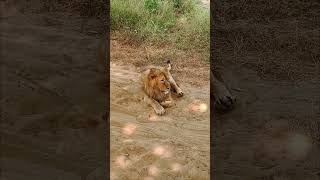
[[161, 79, 164, 82]]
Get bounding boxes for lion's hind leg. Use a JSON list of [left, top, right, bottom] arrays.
[[165, 60, 184, 97]]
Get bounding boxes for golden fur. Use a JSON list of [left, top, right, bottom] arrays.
[[141, 61, 183, 115]]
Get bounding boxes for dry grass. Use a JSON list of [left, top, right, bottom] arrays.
[[111, 32, 210, 86]]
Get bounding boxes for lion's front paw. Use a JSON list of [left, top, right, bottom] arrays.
[[213, 93, 236, 112], [160, 101, 175, 107], [154, 106, 165, 115], [176, 88, 184, 97]]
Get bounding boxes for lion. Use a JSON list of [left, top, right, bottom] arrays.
[[141, 60, 183, 115], [211, 70, 236, 112]]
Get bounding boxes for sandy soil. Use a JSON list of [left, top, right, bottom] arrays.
[[110, 38, 210, 180]]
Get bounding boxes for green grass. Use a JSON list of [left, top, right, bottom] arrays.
[[111, 0, 209, 59]]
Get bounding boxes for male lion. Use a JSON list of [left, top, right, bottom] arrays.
[[211, 70, 236, 112], [141, 60, 183, 115]]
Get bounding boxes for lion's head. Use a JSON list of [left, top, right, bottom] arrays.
[[143, 68, 171, 101]]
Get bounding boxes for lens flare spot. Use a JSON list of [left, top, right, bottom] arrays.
[[148, 165, 159, 176], [115, 155, 130, 169], [199, 103, 208, 112], [188, 100, 208, 113], [153, 146, 165, 156], [152, 146, 171, 158], [122, 123, 137, 136], [171, 163, 182, 172]]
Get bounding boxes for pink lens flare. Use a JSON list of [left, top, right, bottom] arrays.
[[122, 123, 137, 136], [188, 100, 208, 113], [152, 145, 171, 158], [148, 165, 159, 176]]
